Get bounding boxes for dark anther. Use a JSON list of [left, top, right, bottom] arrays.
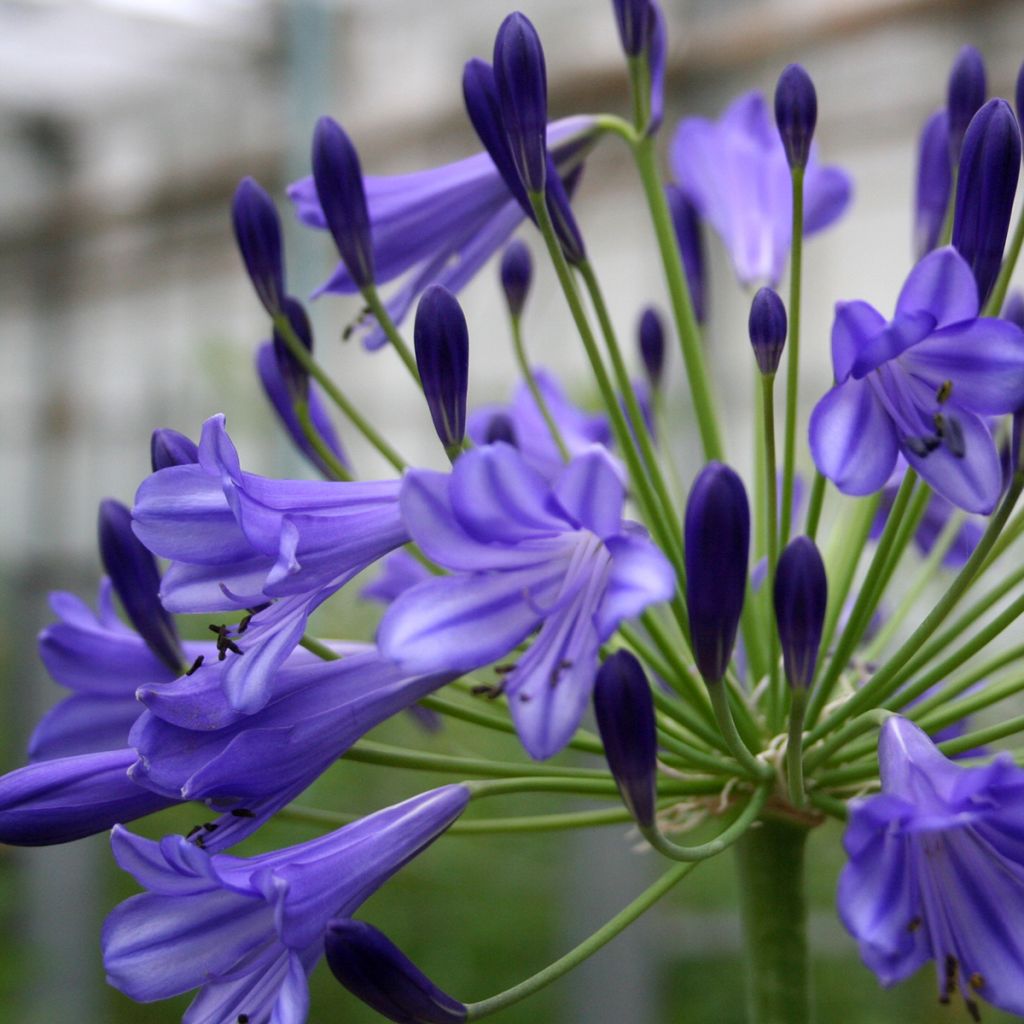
[[970, 972, 985, 991], [936, 379, 953, 404], [208, 623, 244, 661], [470, 682, 505, 699], [907, 916, 922, 932], [237, 614, 253, 634], [942, 415, 966, 458], [238, 1016, 250, 1024], [965, 997, 981, 1022], [230, 808, 256, 818], [519, 693, 531, 702], [493, 663, 516, 675], [186, 825, 202, 840], [945, 953, 959, 996], [203, 821, 219, 833], [194, 834, 207, 849], [904, 435, 941, 457], [184, 655, 205, 676], [341, 306, 372, 342]]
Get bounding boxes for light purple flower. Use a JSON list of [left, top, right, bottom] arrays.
[[288, 117, 598, 350], [670, 91, 851, 286], [362, 550, 431, 607], [839, 716, 1024, 1018], [810, 247, 1024, 513], [102, 785, 469, 1024], [377, 444, 675, 759]]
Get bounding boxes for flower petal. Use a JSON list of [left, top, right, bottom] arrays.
[[894, 246, 979, 327], [551, 447, 626, 537], [831, 301, 887, 383]]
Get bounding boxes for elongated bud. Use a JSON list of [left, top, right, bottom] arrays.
[[484, 412, 518, 447], [98, 499, 183, 673], [913, 110, 952, 259], [544, 158, 586, 265], [612, 0, 654, 56], [593, 651, 657, 826], [500, 239, 532, 317], [271, 296, 314, 404], [231, 177, 284, 315], [947, 45, 986, 164], [774, 64, 817, 171], [666, 185, 706, 323], [150, 429, 198, 471], [1016, 60, 1024, 131], [311, 116, 375, 289], [493, 13, 548, 193], [773, 536, 827, 688], [637, 307, 665, 389], [414, 286, 469, 453], [684, 463, 750, 684], [325, 919, 467, 1024], [952, 98, 1021, 306], [748, 287, 788, 376]]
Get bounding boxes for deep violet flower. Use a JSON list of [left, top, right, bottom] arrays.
[[287, 116, 598, 350], [377, 444, 675, 760], [102, 786, 469, 1024], [914, 111, 952, 261], [670, 91, 851, 287], [946, 44, 987, 164], [132, 415, 408, 713], [809, 247, 1024, 513], [838, 716, 1024, 1018]]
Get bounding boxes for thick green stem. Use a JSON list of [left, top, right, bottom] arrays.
[[734, 820, 811, 1024]]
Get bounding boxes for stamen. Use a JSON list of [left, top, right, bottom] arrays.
[[907, 916, 922, 932], [184, 655, 205, 676], [969, 972, 984, 991], [230, 808, 255, 819], [936, 379, 953, 404]]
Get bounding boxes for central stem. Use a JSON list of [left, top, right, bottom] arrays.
[[734, 819, 811, 1024]]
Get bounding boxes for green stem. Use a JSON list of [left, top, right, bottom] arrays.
[[509, 313, 571, 461], [362, 284, 420, 381], [465, 861, 698, 1019], [984, 206, 1024, 316], [761, 373, 783, 729], [734, 819, 811, 1024], [786, 688, 806, 807], [294, 399, 353, 481], [803, 470, 827, 541], [708, 682, 772, 780]]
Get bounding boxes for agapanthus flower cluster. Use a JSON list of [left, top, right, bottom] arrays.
[[7, 6, 1024, 1023]]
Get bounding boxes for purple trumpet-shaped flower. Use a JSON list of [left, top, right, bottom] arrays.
[[666, 185, 707, 323], [325, 920, 467, 1024], [483, 412, 518, 446], [773, 536, 827, 688], [312, 116, 375, 289], [102, 785, 469, 1024], [838, 716, 1024, 1018], [500, 239, 532, 317], [414, 285, 469, 454], [231, 177, 285, 316], [289, 112, 597, 351], [466, 368, 612, 480], [129, 648, 456, 852], [378, 444, 674, 760], [150, 427, 198, 471], [593, 650, 657, 826], [947, 45, 987, 164], [362, 550, 432, 607], [809, 247, 1024, 512], [914, 110, 952, 260], [774, 63, 817, 171], [638, 307, 666, 389], [748, 286, 787, 377], [493, 13, 548, 194], [952, 98, 1021, 307], [132, 414, 407, 713], [684, 463, 750, 684], [670, 91, 852, 287]]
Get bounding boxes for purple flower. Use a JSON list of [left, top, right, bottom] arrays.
[[377, 444, 675, 759], [774, 63, 817, 171], [773, 536, 827, 688], [102, 785, 469, 1024], [947, 44, 987, 164], [914, 111, 952, 260], [414, 285, 470, 454], [132, 414, 407, 713], [638, 307, 666, 389], [665, 185, 707, 323], [838, 716, 1024, 1018], [809, 247, 1024, 513], [466, 368, 612, 480], [362, 550, 432, 607], [670, 91, 851, 286], [288, 117, 597, 350]]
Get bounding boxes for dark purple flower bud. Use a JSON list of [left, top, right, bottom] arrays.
[[666, 185, 707, 323], [612, 0, 654, 56], [748, 287, 788, 376], [774, 64, 817, 171], [271, 296, 314, 404], [638, 307, 665, 389], [1016, 60, 1024, 132], [913, 110, 953, 259], [414, 285, 469, 452], [500, 239, 532, 317], [325, 919, 467, 1024], [952, 98, 1021, 306], [311, 116, 375, 289], [231, 177, 285, 315], [1003, 290, 1024, 329], [97, 499, 182, 673], [483, 412, 518, 447], [493, 13, 548, 193], [947, 45, 987, 164], [593, 650, 657, 827], [684, 463, 750, 684], [150, 428, 198, 471], [773, 536, 827, 688], [544, 156, 586, 265]]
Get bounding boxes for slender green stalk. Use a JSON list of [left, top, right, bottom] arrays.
[[984, 207, 1024, 316], [465, 861, 698, 1019], [903, 642, 1024, 720], [779, 166, 805, 551], [807, 790, 848, 820], [294, 400, 353, 481], [803, 709, 892, 775], [361, 284, 420, 381], [939, 715, 1024, 757], [803, 470, 827, 540], [708, 682, 772, 780], [509, 313, 570, 461], [786, 688, 806, 807], [298, 634, 342, 661], [760, 373, 783, 729]]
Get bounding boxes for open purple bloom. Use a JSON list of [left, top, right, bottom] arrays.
[[670, 91, 851, 286], [102, 785, 469, 1024], [377, 444, 675, 759], [809, 247, 1024, 513], [838, 716, 1024, 1018], [288, 117, 597, 350], [132, 414, 407, 713]]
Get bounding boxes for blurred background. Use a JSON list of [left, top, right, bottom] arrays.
[[2, 0, 1023, 1020]]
